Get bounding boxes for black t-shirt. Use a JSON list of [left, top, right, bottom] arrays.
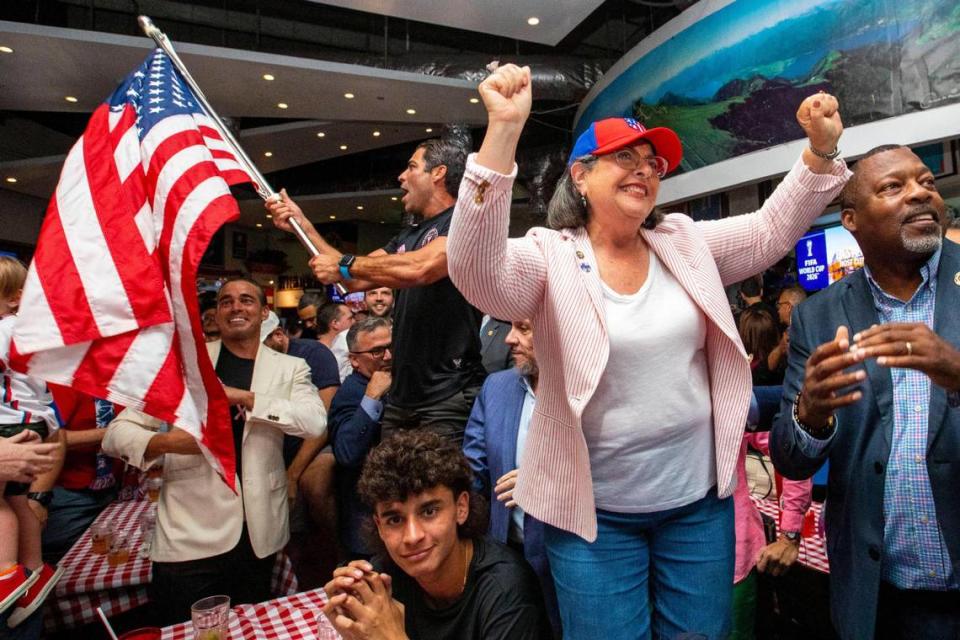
[[383, 207, 485, 408], [386, 536, 552, 640], [287, 338, 340, 390], [215, 345, 255, 485]]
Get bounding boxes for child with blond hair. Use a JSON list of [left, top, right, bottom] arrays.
[[0, 256, 63, 627]]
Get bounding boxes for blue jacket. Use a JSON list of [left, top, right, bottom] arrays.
[[329, 371, 381, 556], [463, 368, 559, 634], [771, 240, 960, 640]]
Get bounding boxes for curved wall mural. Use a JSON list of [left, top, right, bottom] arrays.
[[575, 0, 960, 174]]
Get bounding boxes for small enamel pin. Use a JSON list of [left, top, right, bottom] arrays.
[[580, 262, 592, 273], [955, 271, 960, 286], [576, 250, 585, 259]]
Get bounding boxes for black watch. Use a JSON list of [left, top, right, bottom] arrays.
[[27, 491, 53, 508], [338, 254, 356, 281]]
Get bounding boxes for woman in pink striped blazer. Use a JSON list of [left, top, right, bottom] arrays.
[[447, 65, 849, 639]]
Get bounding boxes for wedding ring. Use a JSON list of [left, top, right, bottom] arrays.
[[905, 341, 912, 356]]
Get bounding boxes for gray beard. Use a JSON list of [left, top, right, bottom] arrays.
[[901, 229, 942, 254], [517, 361, 539, 379]]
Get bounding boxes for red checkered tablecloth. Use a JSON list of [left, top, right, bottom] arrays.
[[161, 588, 340, 640], [750, 496, 830, 574], [45, 499, 299, 632]]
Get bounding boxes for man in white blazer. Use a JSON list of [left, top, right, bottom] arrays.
[[103, 277, 326, 625]]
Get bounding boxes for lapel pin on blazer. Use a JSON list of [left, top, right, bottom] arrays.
[[954, 271, 960, 286]]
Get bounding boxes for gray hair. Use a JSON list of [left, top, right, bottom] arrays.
[[546, 154, 663, 231], [417, 137, 469, 198], [346, 316, 392, 352]]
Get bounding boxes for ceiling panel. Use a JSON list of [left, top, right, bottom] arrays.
[[0, 21, 487, 123], [308, 0, 605, 46], [0, 119, 438, 200]]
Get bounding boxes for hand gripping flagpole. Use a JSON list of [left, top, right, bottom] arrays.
[[138, 15, 348, 295]]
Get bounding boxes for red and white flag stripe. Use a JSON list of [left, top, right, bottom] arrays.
[[11, 101, 251, 488]]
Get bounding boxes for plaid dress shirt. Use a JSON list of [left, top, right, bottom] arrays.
[[863, 249, 957, 589]]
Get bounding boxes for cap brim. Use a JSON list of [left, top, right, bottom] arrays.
[[593, 127, 683, 174]]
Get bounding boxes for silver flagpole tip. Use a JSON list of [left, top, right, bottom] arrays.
[[138, 16, 160, 38]]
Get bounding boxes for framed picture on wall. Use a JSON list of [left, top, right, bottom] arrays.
[[232, 231, 247, 259]]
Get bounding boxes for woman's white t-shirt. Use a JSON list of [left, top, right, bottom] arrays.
[[581, 251, 716, 513]]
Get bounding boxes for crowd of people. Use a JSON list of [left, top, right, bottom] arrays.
[[0, 63, 958, 640]]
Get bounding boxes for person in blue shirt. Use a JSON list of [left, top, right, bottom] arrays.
[[328, 316, 393, 557], [771, 145, 960, 640]]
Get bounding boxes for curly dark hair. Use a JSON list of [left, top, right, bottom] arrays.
[[358, 430, 488, 540]]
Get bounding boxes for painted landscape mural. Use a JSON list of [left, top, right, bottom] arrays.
[[576, 0, 960, 172]]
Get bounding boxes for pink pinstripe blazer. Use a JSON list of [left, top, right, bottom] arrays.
[[447, 154, 848, 541]]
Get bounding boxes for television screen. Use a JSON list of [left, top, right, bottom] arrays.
[[795, 224, 864, 292]]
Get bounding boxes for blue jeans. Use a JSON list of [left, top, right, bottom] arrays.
[[544, 488, 734, 640]]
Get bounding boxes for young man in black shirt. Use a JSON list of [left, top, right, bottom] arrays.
[[322, 430, 551, 640], [267, 136, 485, 446]]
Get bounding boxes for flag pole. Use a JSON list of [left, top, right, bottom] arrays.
[[137, 15, 348, 295]]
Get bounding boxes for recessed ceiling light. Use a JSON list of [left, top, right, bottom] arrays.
[[65, 96, 78, 103], [268, 279, 274, 285], [425, 128, 433, 133], [262, 73, 275, 81], [390, 196, 398, 201], [372, 131, 381, 137], [266, 214, 273, 219], [380, 220, 385, 224], [277, 102, 288, 109], [264, 151, 273, 157], [339, 144, 348, 150], [405, 108, 416, 115], [256, 223, 263, 228], [344, 92, 355, 99], [0, 46, 12, 54], [356, 205, 364, 210], [527, 16, 540, 26], [5, 177, 17, 183], [317, 131, 326, 138], [470, 98, 480, 104], [329, 215, 337, 220]]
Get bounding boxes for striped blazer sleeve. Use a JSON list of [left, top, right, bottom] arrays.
[[695, 156, 850, 286], [448, 154, 548, 322]]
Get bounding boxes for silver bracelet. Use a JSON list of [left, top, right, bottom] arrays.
[[808, 144, 841, 161]]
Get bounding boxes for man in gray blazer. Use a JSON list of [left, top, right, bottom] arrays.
[[771, 145, 960, 640], [104, 277, 326, 625]]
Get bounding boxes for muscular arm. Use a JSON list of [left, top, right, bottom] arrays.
[[346, 240, 449, 290]]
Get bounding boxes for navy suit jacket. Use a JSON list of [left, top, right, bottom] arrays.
[[463, 368, 559, 634], [771, 240, 960, 640], [329, 371, 381, 555]]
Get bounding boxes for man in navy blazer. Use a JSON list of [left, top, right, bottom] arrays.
[[463, 319, 560, 635], [328, 316, 393, 558], [771, 146, 960, 640]]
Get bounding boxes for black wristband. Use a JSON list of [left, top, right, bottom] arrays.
[[794, 391, 835, 439], [27, 491, 53, 507]]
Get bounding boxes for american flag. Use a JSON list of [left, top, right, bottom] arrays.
[[10, 49, 251, 488]]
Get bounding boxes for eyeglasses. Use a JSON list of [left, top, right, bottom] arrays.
[[350, 344, 392, 359], [611, 149, 668, 178]]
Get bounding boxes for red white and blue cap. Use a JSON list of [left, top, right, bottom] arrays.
[[569, 117, 683, 174]]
